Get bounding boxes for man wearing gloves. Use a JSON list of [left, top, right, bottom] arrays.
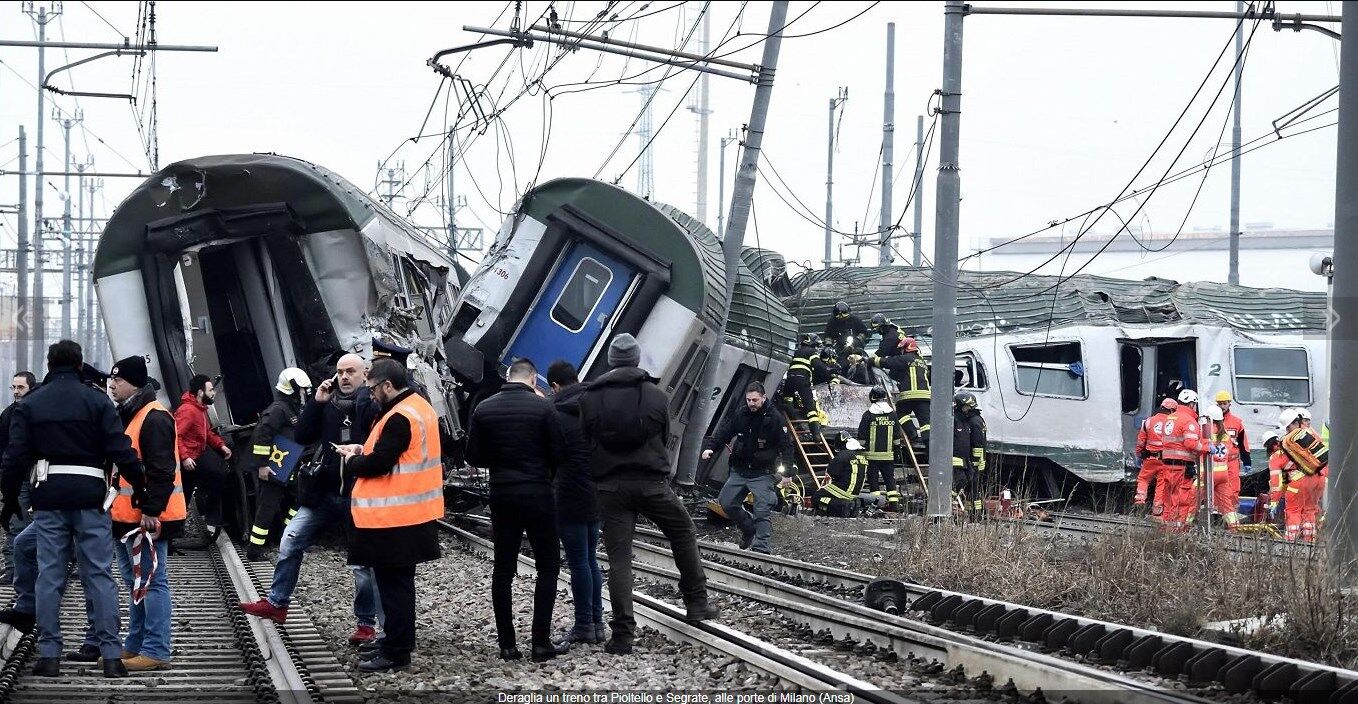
[[244, 368, 311, 561], [703, 381, 793, 554]]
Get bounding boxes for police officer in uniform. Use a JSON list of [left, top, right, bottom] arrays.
[[857, 386, 901, 511], [952, 391, 987, 520], [0, 340, 142, 678], [245, 368, 311, 561], [823, 302, 870, 353]]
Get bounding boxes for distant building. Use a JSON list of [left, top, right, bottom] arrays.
[[971, 228, 1332, 292]]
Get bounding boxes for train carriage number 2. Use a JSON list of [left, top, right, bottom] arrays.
[[1208, 364, 1221, 376]]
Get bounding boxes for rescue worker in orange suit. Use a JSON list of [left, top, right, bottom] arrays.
[[951, 391, 986, 520], [861, 336, 931, 445], [815, 435, 867, 517], [1263, 429, 1286, 523], [857, 386, 901, 511], [336, 358, 443, 672], [1214, 391, 1252, 474], [1278, 408, 1327, 543], [107, 355, 184, 671], [1158, 389, 1204, 531], [1134, 398, 1177, 517], [1202, 405, 1243, 528]]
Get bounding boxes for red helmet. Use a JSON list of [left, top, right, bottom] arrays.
[[898, 336, 919, 352]]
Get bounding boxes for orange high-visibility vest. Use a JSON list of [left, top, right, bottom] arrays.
[[112, 400, 185, 523], [350, 393, 444, 529]]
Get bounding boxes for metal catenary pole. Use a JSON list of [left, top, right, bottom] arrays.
[[1328, 0, 1358, 580], [880, 22, 896, 266], [32, 6, 50, 372], [824, 88, 847, 268], [914, 115, 924, 267], [58, 112, 79, 340], [718, 131, 736, 238], [693, 8, 712, 226], [676, 1, 790, 485], [1228, 0, 1243, 285], [15, 127, 28, 380], [927, 0, 965, 518], [76, 162, 85, 352]]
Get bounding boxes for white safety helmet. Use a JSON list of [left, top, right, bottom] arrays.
[[1262, 429, 1281, 445], [845, 437, 864, 452], [1278, 408, 1304, 429], [1297, 407, 1313, 421], [276, 367, 313, 395], [1177, 389, 1199, 405], [1204, 405, 1224, 422]]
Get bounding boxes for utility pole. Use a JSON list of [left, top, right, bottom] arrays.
[[632, 84, 661, 199], [824, 87, 848, 268], [928, 0, 965, 518], [446, 130, 458, 260], [57, 109, 81, 341], [86, 177, 102, 367], [879, 23, 896, 265], [676, 1, 790, 485], [15, 127, 28, 377], [689, 8, 712, 226], [717, 131, 737, 237], [27, 2, 58, 372], [914, 115, 925, 267], [1228, 0, 1243, 285], [1329, 0, 1358, 581], [76, 159, 86, 353]]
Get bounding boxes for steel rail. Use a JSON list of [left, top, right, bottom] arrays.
[[437, 519, 916, 703]]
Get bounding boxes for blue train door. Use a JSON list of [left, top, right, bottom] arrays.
[[503, 241, 634, 383]]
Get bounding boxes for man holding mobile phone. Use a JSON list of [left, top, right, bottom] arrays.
[[240, 353, 383, 647]]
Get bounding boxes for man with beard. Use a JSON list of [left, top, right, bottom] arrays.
[[175, 374, 233, 544]]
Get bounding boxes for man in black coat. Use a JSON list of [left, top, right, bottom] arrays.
[[240, 353, 382, 646], [546, 360, 604, 645], [703, 381, 793, 554], [579, 334, 717, 655], [466, 358, 569, 663], [0, 340, 143, 678], [1, 371, 37, 581]]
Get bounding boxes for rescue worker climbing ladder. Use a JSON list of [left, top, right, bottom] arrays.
[[780, 333, 830, 436]]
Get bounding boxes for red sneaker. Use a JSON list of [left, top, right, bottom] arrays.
[[240, 598, 288, 624], [348, 624, 377, 645]]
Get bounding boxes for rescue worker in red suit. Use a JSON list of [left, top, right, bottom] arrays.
[[1158, 389, 1204, 531], [1278, 408, 1326, 542], [1202, 405, 1243, 527], [1134, 398, 1177, 517]]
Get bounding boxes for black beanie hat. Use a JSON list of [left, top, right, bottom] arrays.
[[111, 356, 149, 388]]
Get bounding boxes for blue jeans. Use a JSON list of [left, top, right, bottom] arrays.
[[718, 472, 778, 553], [15, 521, 104, 647], [557, 519, 603, 629], [3, 483, 31, 574], [115, 534, 171, 661], [267, 495, 381, 627], [33, 509, 121, 660]]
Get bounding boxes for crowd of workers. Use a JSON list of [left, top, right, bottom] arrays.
[[1134, 388, 1329, 540], [0, 337, 442, 676]]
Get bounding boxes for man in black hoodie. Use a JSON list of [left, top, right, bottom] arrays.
[[546, 360, 604, 646], [240, 354, 382, 646], [703, 381, 793, 554], [466, 358, 569, 663], [579, 333, 718, 656]]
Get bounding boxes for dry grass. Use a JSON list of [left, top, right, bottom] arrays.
[[767, 513, 1358, 670]]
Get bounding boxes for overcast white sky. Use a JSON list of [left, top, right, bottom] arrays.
[[0, 1, 1343, 284]]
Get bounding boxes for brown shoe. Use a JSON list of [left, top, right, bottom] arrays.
[[121, 655, 172, 671], [121, 651, 138, 659]]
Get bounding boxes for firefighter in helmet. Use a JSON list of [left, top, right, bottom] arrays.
[[779, 333, 829, 436], [952, 391, 987, 520], [824, 302, 870, 355]]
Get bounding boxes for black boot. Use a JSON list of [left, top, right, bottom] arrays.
[[32, 658, 60, 677], [684, 600, 720, 622], [66, 644, 100, 662], [498, 646, 523, 661], [531, 641, 569, 663], [103, 658, 129, 678], [0, 608, 35, 634], [604, 637, 633, 655]]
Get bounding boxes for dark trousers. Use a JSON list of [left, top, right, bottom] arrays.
[[866, 460, 897, 492], [489, 492, 559, 649], [898, 399, 931, 442], [373, 564, 417, 662], [185, 451, 228, 527], [249, 479, 290, 548], [598, 478, 708, 641]]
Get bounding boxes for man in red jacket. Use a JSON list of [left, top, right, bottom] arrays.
[[175, 374, 233, 537]]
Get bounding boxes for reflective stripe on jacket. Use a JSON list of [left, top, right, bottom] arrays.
[[351, 394, 444, 528], [112, 400, 185, 523]]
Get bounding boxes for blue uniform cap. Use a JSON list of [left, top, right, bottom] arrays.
[[372, 337, 413, 364]]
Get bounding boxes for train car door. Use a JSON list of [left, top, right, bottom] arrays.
[[503, 241, 634, 382], [1118, 338, 1197, 472]]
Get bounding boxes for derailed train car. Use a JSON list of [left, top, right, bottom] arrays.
[[444, 178, 798, 488], [780, 264, 1328, 496], [93, 153, 465, 460]]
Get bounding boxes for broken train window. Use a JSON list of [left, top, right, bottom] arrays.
[[1010, 341, 1085, 399], [1232, 346, 1311, 405]]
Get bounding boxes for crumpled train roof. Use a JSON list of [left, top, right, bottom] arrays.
[[782, 266, 1326, 339]]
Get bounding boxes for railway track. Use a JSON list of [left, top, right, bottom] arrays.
[[452, 513, 1276, 703], [607, 519, 1358, 703], [437, 518, 915, 703], [0, 530, 361, 704], [1025, 510, 1311, 557]]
